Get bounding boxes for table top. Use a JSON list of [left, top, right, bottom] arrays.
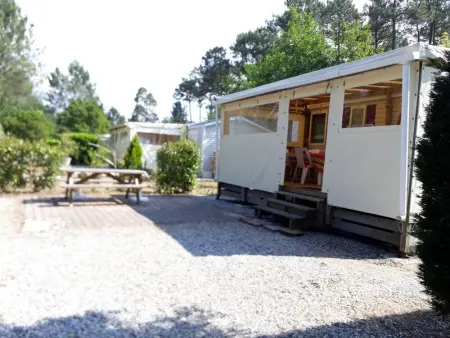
[[60, 166, 148, 175]]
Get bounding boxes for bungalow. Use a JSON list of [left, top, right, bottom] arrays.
[[215, 43, 447, 253], [110, 122, 185, 170]]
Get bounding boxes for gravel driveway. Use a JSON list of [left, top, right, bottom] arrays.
[[0, 194, 448, 337]]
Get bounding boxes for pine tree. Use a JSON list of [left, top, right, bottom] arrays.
[[124, 135, 143, 169], [414, 51, 450, 316]]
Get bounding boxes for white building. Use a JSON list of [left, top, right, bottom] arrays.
[[215, 43, 448, 253], [110, 122, 185, 170]]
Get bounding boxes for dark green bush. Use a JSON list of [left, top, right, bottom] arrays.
[[2, 109, 55, 141], [414, 51, 450, 316], [156, 136, 201, 193], [0, 138, 64, 192], [124, 135, 143, 169], [65, 133, 101, 166]]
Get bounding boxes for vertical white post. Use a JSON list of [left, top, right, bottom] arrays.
[[399, 63, 411, 218], [277, 95, 290, 186], [215, 103, 220, 181]]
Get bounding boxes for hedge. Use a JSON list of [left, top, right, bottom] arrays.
[[0, 138, 64, 192]]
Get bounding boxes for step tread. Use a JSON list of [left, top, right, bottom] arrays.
[[256, 205, 306, 220], [267, 198, 316, 212], [263, 224, 304, 236], [276, 190, 325, 203]]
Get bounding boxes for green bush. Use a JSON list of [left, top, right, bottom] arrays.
[[65, 133, 102, 166], [414, 51, 450, 316], [124, 135, 143, 169], [1, 109, 55, 141], [0, 138, 64, 192], [156, 136, 201, 194]]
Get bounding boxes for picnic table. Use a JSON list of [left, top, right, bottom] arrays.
[[59, 166, 148, 205]]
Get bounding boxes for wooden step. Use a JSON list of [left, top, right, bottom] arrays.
[[263, 224, 304, 237], [276, 190, 325, 203], [256, 205, 306, 220], [267, 198, 316, 213]]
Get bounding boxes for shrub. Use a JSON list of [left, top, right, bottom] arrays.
[[65, 133, 105, 166], [0, 138, 64, 192], [156, 136, 201, 194], [124, 135, 143, 169], [2, 109, 55, 141], [414, 51, 450, 316]]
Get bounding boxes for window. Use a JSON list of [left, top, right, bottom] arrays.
[[341, 79, 403, 128], [288, 120, 299, 142], [310, 113, 326, 144], [350, 107, 365, 127], [224, 102, 279, 136]]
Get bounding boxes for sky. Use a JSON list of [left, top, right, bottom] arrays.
[[18, 0, 366, 122]]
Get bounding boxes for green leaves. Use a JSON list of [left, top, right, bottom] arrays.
[[245, 11, 334, 87], [124, 135, 143, 170], [46, 61, 100, 113], [130, 87, 158, 122], [156, 137, 201, 194], [2, 109, 54, 141], [0, 137, 64, 192], [57, 99, 109, 134], [414, 51, 450, 316]]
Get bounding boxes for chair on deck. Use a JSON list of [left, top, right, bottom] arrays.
[[292, 147, 313, 184]]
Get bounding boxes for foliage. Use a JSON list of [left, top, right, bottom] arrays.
[[245, 10, 334, 87], [174, 75, 198, 122], [0, 123, 4, 139], [0, 137, 64, 192], [64, 132, 103, 166], [124, 135, 143, 169], [46, 61, 99, 113], [0, 0, 37, 113], [57, 99, 109, 134], [107, 107, 125, 126], [230, 26, 279, 74], [1, 109, 55, 141], [130, 87, 158, 122], [168, 101, 187, 123], [414, 51, 450, 316], [156, 133, 201, 194], [442, 32, 450, 48], [333, 21, 375, 63]]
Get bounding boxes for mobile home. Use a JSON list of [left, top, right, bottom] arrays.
[[215, 43, 447, 253], [110, 122, 185, 170]]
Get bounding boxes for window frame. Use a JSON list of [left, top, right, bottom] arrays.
[[308, 111, 328, 146], [349, 106, 367, 127]]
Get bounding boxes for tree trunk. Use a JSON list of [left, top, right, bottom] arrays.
[[391, 0, 397, 50]]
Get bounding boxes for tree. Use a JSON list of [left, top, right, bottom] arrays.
[[123, 135, 143, 169], [107, 107, 125, 126], [323, 0, 361, 60], [404, 0, 450, 45], [199, 47, 232, 105], [2, 110, 54, 141], [130, 87, 158, 122], [168, 101, 187, 123], [0, 0, 37, 112], [386, 0, 406, 49], [230, 26, 278, 74], [442, 32, 450, 47], [285, 0, 326, 23], [245, 10, 334, 87], [364, 0, 392, 51], [414, 51, 450, 316], [57, 99, 109, 134], [333, 21, 375, 63], [174, 75, 197, 122], [46, 61, 99, 113]]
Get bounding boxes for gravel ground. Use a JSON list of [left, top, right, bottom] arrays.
[[0, 194, 448, 338]]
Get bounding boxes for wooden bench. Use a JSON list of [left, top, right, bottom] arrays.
[[61, 178, 145, 205]]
